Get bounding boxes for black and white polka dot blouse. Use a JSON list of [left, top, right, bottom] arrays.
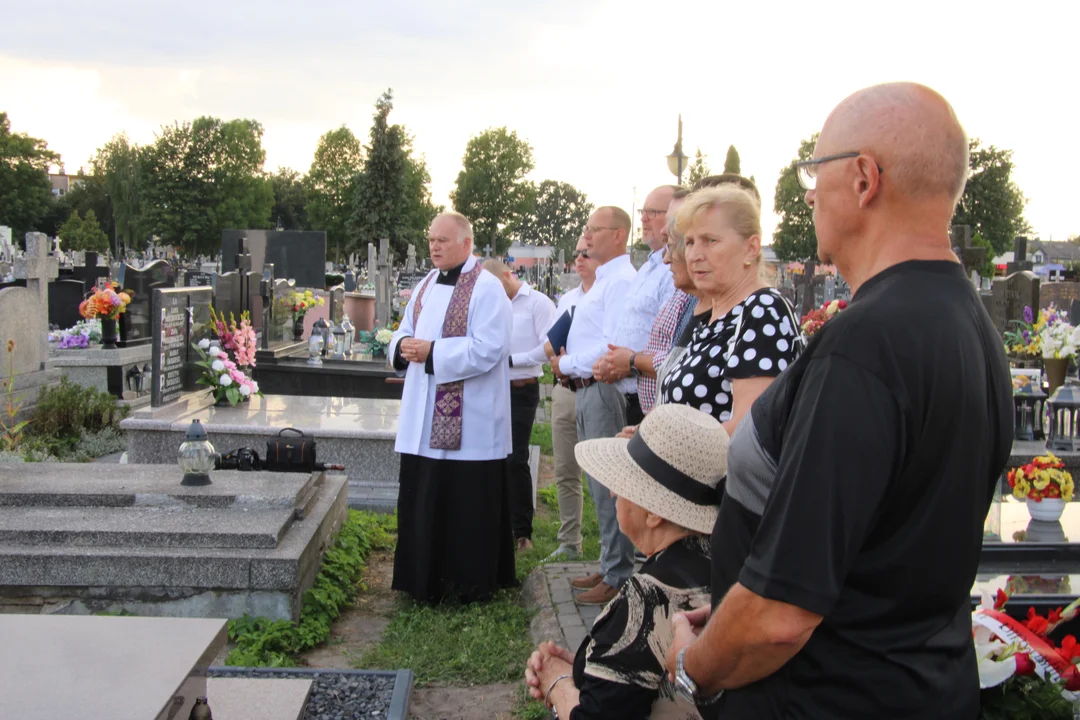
[[658, 288, 801, 423]]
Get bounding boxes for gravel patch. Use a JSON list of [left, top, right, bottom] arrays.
[[209, 667, 410, 720]]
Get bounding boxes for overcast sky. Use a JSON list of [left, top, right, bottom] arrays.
[[3, 0, 1077, 243]]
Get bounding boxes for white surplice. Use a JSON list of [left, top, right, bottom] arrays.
[[390, 255, 513, 461]]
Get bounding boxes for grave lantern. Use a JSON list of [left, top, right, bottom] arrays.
[[341, 316, 354, 355], [330, 322, 347, 360], [307, 333, 324, 366], [125, 363, 145, 395], [178, 419, 216, 486], [312, 316, 331, 357], [1014, 387, 1047, 441], [1046, 380, 1080, 452]]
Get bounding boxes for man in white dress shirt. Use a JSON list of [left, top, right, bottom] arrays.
[[594, 185, 677, 425], [544, 236, 599, 561], [482, 258, 557, 552], [389, 211, 517, 604], [552, 206, 639, 605]]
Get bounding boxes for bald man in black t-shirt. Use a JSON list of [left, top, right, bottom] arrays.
[[665, 82, 1013, 719]]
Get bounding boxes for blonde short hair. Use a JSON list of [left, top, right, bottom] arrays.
[[675, 186, 762, 262], [434, 211, 474, 244]]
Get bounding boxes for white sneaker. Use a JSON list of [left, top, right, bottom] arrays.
[[545, 544, 581, 562]]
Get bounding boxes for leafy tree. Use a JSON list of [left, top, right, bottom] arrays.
[[953, 139, 1030, 255], [306, 127, 363, 261], [771, 134, 818, 263], [0, 112, 60, 244], [450, 127, 535, 255], [58, 209, 109, 252], [514, 180, 593, 259], [270, 167, 309, 231], [38, 175, 111, 241], [724, 145, 742, 175], [141, 117, 273, 257], [686, 148, 710, 189], [348, 90, 438, 261], [93, 134, 145, 253]]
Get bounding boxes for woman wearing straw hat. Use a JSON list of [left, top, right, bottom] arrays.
[[524, 404, 727, 719]]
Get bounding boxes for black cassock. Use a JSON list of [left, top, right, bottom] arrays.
[[392, 453, 518, 604]]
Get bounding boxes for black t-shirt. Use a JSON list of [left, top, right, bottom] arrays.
[[704, 261, 1012, 719]]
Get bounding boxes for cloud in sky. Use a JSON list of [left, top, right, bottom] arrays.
[[3, 0, 1078, 241]]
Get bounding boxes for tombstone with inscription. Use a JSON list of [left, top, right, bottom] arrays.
[[1040, 282, 1080, 314], [990, 271, 1040, 337], [150, 287, 214, 407], [117, 260, 177, 346], [184, 270, 213, 287]]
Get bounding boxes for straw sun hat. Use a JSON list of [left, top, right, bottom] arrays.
[[575, 404, 729, 534]]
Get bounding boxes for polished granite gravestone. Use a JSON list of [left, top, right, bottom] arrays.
[[151, 286, 213, 407], [47, 278, 84, 329], [120, 394, 401, 512], [1, 615, 227, 720], [254, 340, 402, 400], [0, 463, 348, 620], [222, 230, 327, 289], [117, 259, 177, 347]]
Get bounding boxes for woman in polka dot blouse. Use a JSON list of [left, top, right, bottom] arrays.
[[658, 185, 802, 436]]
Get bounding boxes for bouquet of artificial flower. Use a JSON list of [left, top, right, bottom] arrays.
[[1005, 306, 1041, 358], [79, 283, 132, 321], [1008, 454, 1074, 503], [800, 299, 847, 337], [208, 308, 257, 369], [1038, 306, 1080, 360], [286, 289, 324, 321], [192, 339, 261, 406], [358, 327, 394, 356]]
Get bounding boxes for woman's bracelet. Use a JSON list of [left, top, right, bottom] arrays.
[[544, 673, 573, 707]]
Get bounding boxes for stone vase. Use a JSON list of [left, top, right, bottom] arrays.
[[1027, 497, 1066, 523], [100, 317, 118, 350], [292, 316, 305, 341], [1045, 357, 1069, 398]]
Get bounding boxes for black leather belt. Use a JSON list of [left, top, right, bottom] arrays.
[[510, 378, 539, 388], [559, 377, 595, 392]]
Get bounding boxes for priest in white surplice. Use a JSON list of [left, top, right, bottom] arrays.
[[389, 211, 517, 604]]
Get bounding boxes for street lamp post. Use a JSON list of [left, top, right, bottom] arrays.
[[666, 114, 690, 186]]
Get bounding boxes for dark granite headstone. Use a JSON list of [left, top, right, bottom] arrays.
[[48, 279, 86, 329], [344, 270, 356, 292], [150, 287, 213, 407], [213, 271, 242, 322], [221, 230, 326, 288], [117, 260, 176, 347], [990, 271, 1040, 336], [1040, 283, 1080, 314], [184, 271, 213, 287], [1006, 236, 1034, 275], [396, 271, 426, 292], [70, 251, 108, 295]]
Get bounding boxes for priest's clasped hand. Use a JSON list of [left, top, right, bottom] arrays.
[[400, 338, 432, 364]]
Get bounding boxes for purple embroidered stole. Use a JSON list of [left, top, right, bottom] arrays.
[[412, 263, 484, 450]]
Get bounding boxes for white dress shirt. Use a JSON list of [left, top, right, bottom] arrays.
[[389, 255, 513, 460], [508, 282, 557, 380], [611, 248, 675, 393], [558, 255, 638, 379]]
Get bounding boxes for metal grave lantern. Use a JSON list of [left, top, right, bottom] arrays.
[[307, 332, 324, 366], [1014, 386, 1048, 441], [178, 419, 216, 486], [125, 364, 145, 395], [1046, 379, 1080, 452], [330, 322, 347, 360]]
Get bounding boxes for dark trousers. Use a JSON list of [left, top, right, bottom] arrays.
[[625, 392, 644, 427], [508, 382, 541, 540]]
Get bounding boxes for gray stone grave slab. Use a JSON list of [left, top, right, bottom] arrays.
[[221, 230, 327, 289], [0, 614, 226, 720], [151, 286, 213, 407], [990, 271, 1040, 336], [117, 259, 177, 346]]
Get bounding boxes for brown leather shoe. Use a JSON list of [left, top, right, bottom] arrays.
[[575, 582, 618, 605], [571, 572, 603, 590], [516, 537, 533, 552]]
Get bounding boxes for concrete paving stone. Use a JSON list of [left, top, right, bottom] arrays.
[[550, 589, 573, 605], [555, 601, 577, 616], [558, 614, 584, 629], [564, 628, 587, 652], [209, 677, 312, 720]]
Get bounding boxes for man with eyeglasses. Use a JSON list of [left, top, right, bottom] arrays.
[[551, 206, 639, 605], [593, 185, 678, 426], [665, 83, 1012, 720]]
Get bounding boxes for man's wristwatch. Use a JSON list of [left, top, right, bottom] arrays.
[[674, 647, 723, 705], [628, 353, 639, 378]]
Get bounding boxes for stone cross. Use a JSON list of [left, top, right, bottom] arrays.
[[405, 244, 417, 273], [484, 244, 492, 258], [14, 232, 59, 367], [1007, 236, 1033, 275]]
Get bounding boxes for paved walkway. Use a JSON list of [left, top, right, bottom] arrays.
[[529, 561, 604, 652]]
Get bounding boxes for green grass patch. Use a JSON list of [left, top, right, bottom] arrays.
[[529, 422, 553, 455], [540, 364, 555, 386], [359, 589, 534, 686], [225, 510, 395, 667]]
